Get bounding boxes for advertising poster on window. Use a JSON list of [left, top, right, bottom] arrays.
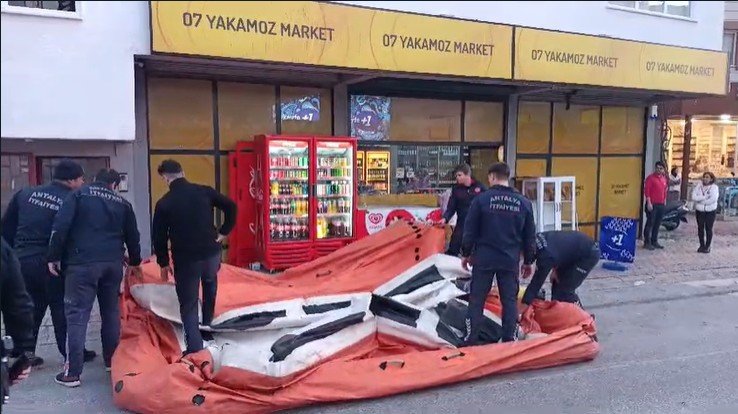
[[598, 157, 643, 220], [600, 216, 637, 263], [350, 95, 391, 141], [280, 95, 320, 122], [363, 207, 442, 235]]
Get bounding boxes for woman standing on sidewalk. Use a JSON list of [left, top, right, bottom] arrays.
[[691, 171, 719, 253]]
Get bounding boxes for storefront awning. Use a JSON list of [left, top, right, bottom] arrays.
[[148, 1, 729, 99]]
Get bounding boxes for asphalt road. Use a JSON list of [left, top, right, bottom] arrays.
[[6, 281, 738, 414]]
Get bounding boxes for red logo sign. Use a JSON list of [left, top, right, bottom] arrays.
[[385, 209, 415, 226], [367, 212, 384, 225]]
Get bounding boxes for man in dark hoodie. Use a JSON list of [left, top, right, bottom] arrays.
[[1, 160, 95, 367], [48, 169, 142, 387]]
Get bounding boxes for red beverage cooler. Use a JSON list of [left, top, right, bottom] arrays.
[[253, 135, 357, 271]]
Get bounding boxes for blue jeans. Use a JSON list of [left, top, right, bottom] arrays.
[[64, 261, 123, 377]]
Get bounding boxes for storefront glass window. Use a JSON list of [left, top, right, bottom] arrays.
[[280, 87, 332, 135], [218, 82, 276, 149], [553, 103, 600, 154], [464, 101, 504, 143], [389, 97, 461, 142], [668, 118, 737, 179], [148, 78, 214, 150], [601, 106, 644, 154], [517, 101, 551, 154]]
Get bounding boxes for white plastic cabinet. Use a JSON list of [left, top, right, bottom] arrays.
[[521, 176, 578, 232]]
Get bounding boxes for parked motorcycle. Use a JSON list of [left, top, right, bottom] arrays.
[[661, 200, 689, 231]]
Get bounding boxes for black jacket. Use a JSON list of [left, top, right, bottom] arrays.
[[47, 183, 141, 266], [152, 178, 237, 267], [1, 181, 72, 259], [443, 180, 486, 225], [0, 239, 35, 354], [461, 185, 536, 271], [536, 231, 596, 268]]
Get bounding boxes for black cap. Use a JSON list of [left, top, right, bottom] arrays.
[[157, 159, 183, 175], [95, 168, 121, 186], [53, 160, 84, 181]]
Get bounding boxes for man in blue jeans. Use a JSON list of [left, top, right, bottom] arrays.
[[152, 160, 236, 356], [47, 169, 142, 387]]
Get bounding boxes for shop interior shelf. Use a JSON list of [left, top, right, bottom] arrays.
[[317, 177, 352, 181], [273, 178, 309, 182], [272, 195, 309, 199], [271, 166, 309, 170], [270, 214, 309, 219], [318, 194, 350, 198]]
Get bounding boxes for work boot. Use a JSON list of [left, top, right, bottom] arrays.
[[652, 243, 664, 249], [645, 244, 655, 251]]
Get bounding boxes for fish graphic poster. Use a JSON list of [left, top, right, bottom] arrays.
[[281, 95, 320, 122], [350, 95, 391, 141]]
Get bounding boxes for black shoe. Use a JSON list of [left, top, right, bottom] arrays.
[[653, 243, 664, 249], [54, 372, 81, 388], [83, 349, 97, 363], [30, 356, 44, 367], [201, 330, 215, 342], [703, 246, 711, 253], [645, 244, 655, 251], [698, 246, 706, 253]]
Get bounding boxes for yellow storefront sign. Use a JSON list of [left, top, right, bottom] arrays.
[[151, 1, 513, 79], [515, 28, 728, 95]]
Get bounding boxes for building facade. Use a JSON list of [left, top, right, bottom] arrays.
[[663, 1, 738, 185], [1, 1, 729, 257]]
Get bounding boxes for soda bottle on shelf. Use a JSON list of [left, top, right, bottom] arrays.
[[270, 219, 277, 240]]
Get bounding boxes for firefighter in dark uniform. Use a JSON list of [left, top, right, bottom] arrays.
[[521, 230, 600, 308], [0, 160, 96, 367], [461, 162, 536, 345], [442, 164, 485, 257], [48, 169, 142, 387]]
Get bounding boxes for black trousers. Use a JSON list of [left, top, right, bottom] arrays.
[[18, 255, 67, 357], [464, 266, 519, 345], [643, 203, 666, 245], [173, 253, 221, 354], [445, 223, 464, 257], [695, 210, 717, 248], [551, 245, 600, 304]]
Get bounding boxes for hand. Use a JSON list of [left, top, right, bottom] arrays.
[[215, 234, 226, 243], [521, 264, 535, 279], [461, 257, 472, 272], [11, 367, 31, 385], [646, 201, 653, 212], [160, 266, 172, 282], [48, 262, 61, 277], [127, 265, 143, 280]]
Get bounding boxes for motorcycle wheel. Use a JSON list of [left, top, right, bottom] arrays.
[[662, 221, 679, 231]]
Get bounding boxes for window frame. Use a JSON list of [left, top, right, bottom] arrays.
[[607, 1, 695, 21], [1, 1, 82, 20], [724, 31, 737, 69]]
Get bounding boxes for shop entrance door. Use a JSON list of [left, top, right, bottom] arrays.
[[1, 153, 34, 214]]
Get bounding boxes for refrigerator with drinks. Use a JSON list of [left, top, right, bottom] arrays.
[[255, 136, 313, 270], [314, 138, 356, 257], [253, 135, 358, 270]]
